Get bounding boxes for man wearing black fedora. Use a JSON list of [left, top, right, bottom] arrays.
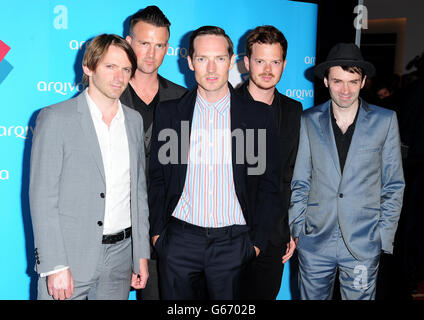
[[289, 43, 405, 299]]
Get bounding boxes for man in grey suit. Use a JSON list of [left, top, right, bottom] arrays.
[[29, 34, 150, 300], [289, 43, 405, 300], [120, 6, 187, 299]]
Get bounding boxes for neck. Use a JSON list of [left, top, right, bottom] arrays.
[[197, 85, 229, 103], [247, 81, 275, 105], [129, 70, 160, 105], [331, 99, 359, 130], [130, 69, 159, 89], [87, 87, 119, 116]]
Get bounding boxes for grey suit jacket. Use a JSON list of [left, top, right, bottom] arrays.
[[289, 99, 405, 261], [29, 90, 150, 281]]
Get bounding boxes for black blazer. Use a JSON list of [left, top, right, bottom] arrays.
[[148, 84, 281, 251], [236, 81, 302, 246]]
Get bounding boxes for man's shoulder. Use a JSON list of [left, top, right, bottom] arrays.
[[158, 75, 188, 100], [275, 91, 303, 111], [41, 94, 81, 117]]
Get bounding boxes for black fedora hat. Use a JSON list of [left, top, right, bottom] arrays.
[[314, 43, 375, 79]]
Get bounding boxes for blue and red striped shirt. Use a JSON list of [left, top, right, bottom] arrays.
[[171, 90, 246, 227]]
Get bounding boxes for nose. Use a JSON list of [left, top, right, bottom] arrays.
[[114, 69, 125, 82], [146, 45, 154, 58], [264, 62, 272, 73], [341, 82, 349, 94], [207, 59, 216, 73]]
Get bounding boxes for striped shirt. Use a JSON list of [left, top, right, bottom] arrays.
[[171, 90, 246, 227]]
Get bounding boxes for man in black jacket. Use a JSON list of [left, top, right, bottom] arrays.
[[236, 25, 302, 300], [120, 6, 187, 300], [149, 26, 281, 299]]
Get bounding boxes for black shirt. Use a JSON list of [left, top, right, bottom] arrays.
[[330, 103, 360, 173], [127, 83, 159, 134]]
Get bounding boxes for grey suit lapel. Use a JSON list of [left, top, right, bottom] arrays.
[[319, 101, 342, 177], [76, 92, 106, 183], [343, 100, 370, 173], [123, 106, 138, 186]]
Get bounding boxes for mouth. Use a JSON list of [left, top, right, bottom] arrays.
[[260, 74, 274, 81], [206, 76, 218, 82]]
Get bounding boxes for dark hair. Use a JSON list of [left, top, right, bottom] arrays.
[[188, 26, 234, 59], [129, 6, 170, 37], [82, 34, 137, 84], [324, 65, 365, 80], [245, 25, 288, 60]]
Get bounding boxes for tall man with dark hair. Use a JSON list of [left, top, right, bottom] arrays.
[[122, 6, 187, 300], [30, 34, 150, 300], [236, 25, 302, 300], [289, 43, 405, 300], [148, 26, 281, 299]]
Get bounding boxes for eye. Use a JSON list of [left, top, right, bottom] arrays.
[[217, 57, 226, 62], [272, 60, 281, 65], [255, 59, 263, 64], [123, 68, 131, 74], [197, 57, 205, 62]]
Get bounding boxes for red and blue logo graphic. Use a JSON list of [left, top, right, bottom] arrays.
[[0, 40, 12, 84]]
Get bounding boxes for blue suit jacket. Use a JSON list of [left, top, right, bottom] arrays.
[[289, 99, 405, 260]]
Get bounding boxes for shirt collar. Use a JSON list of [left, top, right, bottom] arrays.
[[85, 89, 124, 122], [196, 89, 231, 114]]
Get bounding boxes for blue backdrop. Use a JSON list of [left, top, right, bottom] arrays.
[[0, 0, 317, 300]]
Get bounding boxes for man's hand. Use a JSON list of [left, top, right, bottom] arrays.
[[282, 236, 297, 264], [152, 235, 160, 247], [131, 258, 149, 289], [254, 246, 260, 257], [47, 269, 74, 300]]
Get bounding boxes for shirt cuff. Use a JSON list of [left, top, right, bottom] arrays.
[[40, 265, 69, 278]]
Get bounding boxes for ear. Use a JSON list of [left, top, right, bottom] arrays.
[[282, 59, 287, 73], [229, 54, 236, 70], [125, 35, 132, 45], [187, 56, 194, 71], [323, 76, 329, 88], [243, 55, 250, 71], [82, 64, 93, 78], [361, 75, 367, 89]]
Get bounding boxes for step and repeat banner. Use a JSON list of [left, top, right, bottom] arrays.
[[0, 0, 317, 299]]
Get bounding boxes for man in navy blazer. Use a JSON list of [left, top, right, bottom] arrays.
[[148, 26, 281, 299], [289, 43, 405, 300]]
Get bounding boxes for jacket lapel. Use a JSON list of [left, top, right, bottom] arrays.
[[123, 106, 138, 189], [76, 91, 106, 183], [342, 99, 370, 174], [176, 88, 197, 193], [319, 101, 342, 177], [230, 87, 247, 195]]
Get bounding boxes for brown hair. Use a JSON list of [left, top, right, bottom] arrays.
[[245, 25, 288, 60], [188, 26, 234, 59], [324, 65, 365, 80], [82, 34, 137, 84]]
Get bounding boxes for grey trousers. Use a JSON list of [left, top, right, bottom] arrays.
[[297, 227, 380, 300], [37, 236, 132, 300]]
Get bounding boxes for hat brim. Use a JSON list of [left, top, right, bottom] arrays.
[[314, 60, 376, 79]]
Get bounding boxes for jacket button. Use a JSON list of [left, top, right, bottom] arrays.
[[339, 193, 344, 198], [100, 193, 105, 198], [97, 221, 103, 226]]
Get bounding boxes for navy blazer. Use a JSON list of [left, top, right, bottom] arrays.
[[148, 84, 281, 251]]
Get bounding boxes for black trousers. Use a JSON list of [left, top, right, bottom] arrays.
[[242, 241, 287, 300], [156, 217, 256, 300]]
